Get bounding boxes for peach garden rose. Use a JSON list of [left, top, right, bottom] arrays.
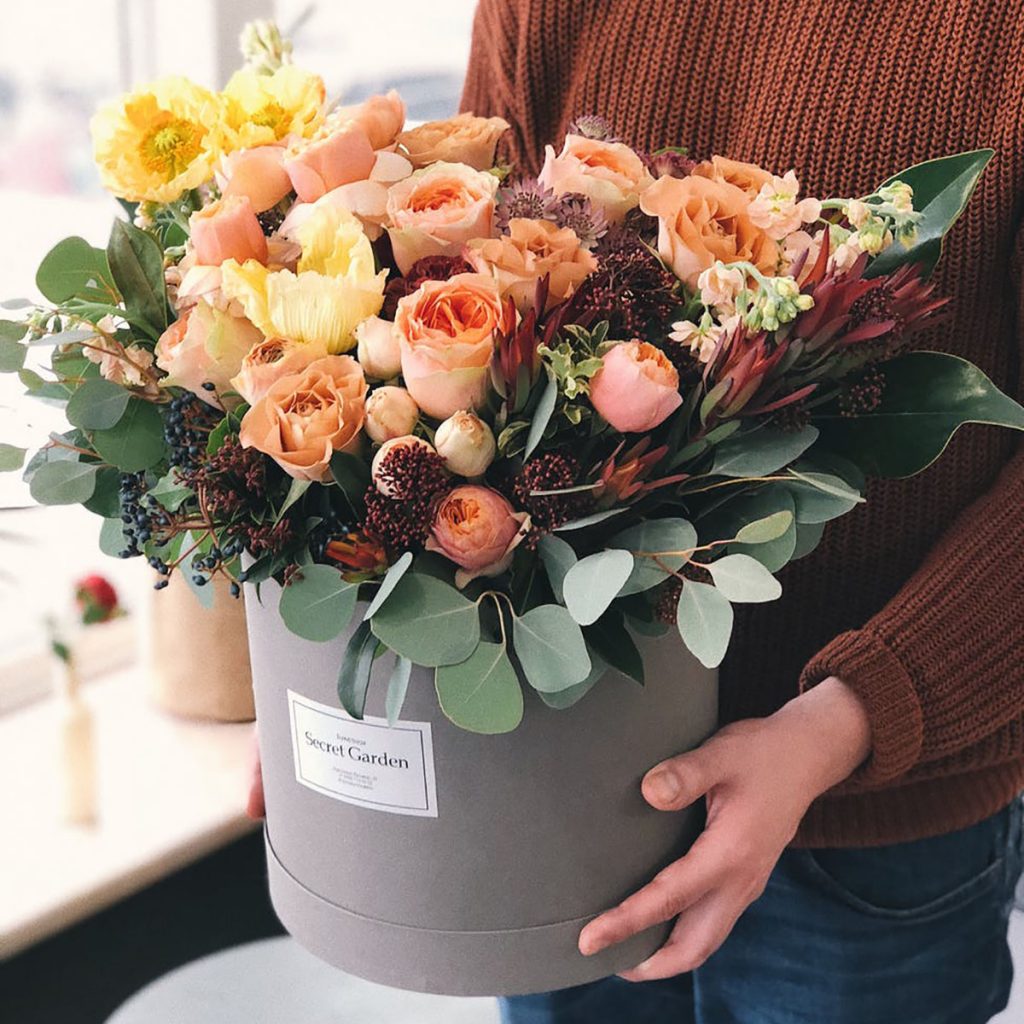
[[426, 485, 531, 588], [385, 162, 499, 274], [230, 336, 328, 406], [692, 155, 774, 200], [589, 340, 683, 433], [464, 217, 597, 313], [239, 355, 367, 481], [398, 113, 510, 171], [394, 272, 506, 420]]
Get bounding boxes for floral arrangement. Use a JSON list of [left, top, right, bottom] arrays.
[[3, 23, 1021, 733]]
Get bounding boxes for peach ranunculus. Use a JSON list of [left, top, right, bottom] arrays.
[[639, 175, 779, 289], [239, 355, 367, 482], [589, 340, 683, 433], [398, 113, 510, 171], [385, 161, 499, 275], [332, 90, 406, 150], [464, 218, 598, 313], [189, 195, 268, 267], [283, 122, 376, 203], [230, 336, 328, 405], [395, 273, 505, 420], [538, 134, 654, 224], [216, 145, 293, 213], [693, 156, 774, 200], [155, 301, 263, 408], [426, 485, 531, 588]]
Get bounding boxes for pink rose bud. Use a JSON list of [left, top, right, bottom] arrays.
[[355, 315, 402, 379], [589, 340, 684, 434], [365, 386, 420, 444], [284, 124, 376, 203], [434, 410, 496, 477], [371, 435, 436, 497], [189, 195, 268, 267], [217, 146, 293, 213], [425, 485, 530, 588]]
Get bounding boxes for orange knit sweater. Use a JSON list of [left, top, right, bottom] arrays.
[[461, 0, 1024, 848]]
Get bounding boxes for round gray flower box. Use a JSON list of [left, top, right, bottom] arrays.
[[245, 581, 718, 996]]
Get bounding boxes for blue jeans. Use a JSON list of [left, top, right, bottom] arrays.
[[501, 798, 1024, 1024]]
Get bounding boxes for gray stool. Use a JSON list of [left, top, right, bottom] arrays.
[[106, 936, 501, 1024]]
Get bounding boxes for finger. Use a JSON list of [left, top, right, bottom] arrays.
[[578, 833, 724, 956], [642, 743, 723, 811], [245, 731, 265, 820], [618, 887, 744, 982]]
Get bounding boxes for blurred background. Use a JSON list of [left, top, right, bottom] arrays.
[[0, 3, 1020, 1023]]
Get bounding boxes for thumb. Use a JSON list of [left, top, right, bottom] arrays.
[[642, 744, 720, 811]]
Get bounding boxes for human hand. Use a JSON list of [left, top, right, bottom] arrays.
[[578, 675, 871, 980], [245, 727, 265, 820]]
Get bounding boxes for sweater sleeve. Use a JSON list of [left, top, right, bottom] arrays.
[[801, 443, 1024, 791]]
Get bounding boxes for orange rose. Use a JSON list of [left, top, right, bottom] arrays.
[[216, 145, 293, 213], [239, 355, 367, 481], [385, 162, 498, 274], [538, 134, 654, 223], [398, 113, 510, 170], [395, 273, 504, 419], [589, 340, 683, 433], [693, 156, 774, 200], [464, 218, 597, 313], [639, 175, 779, 289], [332, 90, 406, 150], [284, 123, 376, 203], [230, 336, 328, 405]]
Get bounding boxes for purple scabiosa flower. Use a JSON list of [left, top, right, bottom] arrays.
[[495, 178, 561, 232]]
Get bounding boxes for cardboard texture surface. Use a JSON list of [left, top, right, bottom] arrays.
[[245, 581, 719, 995]]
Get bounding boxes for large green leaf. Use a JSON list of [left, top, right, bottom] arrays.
[[0, 335, 25, 373], [785, 471, 862, 523], [370, 573, 480, 666], [364, 551, 413, 619], [337, 620, 378, 719], [734, 510, 793, 544], [107, 220, 168, 337], [513, 604, 590, 693], [29, 460, 97, 505], [91, 398, 167, 472], [435, 642, 524, 734], [815, 352, 1024, 478], [706, 554, 782, 603], [523, 371, 558, 460], [538, 652, 607, 710], [676, 580, 733, 669], [562, 549, 634, 626], [711, 425, 818, 478], [0, 443, 26, 472], [278, 564, 358, 642], [36, 236, 116, 304], [609, 518, 696, 596], [66, 378, 131, 430], [99, 516, 130, 558], [537, 534, 577, 603], [82, 466, 122, 517], [867, 150, 993, 278], [720, 487, 799, 572], [385, 655, 413, 727]]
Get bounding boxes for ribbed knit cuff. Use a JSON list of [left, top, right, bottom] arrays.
[[800, 629, 923, 790]]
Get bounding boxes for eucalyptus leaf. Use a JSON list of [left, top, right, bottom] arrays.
[[791, 521, 826, 561], [814, 352, 1024, 478], [524, 372, 558, 460], [91, 399, 166, 472], [278, 564, 358, 642], [36, 236, 116, 304], [583, 609, 644, 685], [734, 510, 794, 544], [513, 605, 590, 692], [277, 478, 311, 519], [785, 472, 862, 523], [609, 518, 696, 596], [867, 150, 993, 277], [370, 573, 480, 667], [537, 534, 577, 603], [364, 551, 414, 619], [337, 620, 377, 719], [82, 466, 122, 518], [29, 460, 97, 505], [538, 653, 607, 710], [676, 580, 733, 669], [706, 554, 782, 603], [435, 641, 524, 734], [385, 655, 413, 727], [711, 425, 819, 478], [66, 378, 131, 430], [99, 516, 130, 557], [562, 549, 634, 625], [0, 337, 25, 373], [149, 470, 193, 513], [0, 443, 26, 472], [554, 507, 627, 532]]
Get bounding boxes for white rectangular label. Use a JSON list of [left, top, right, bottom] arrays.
[[287, 689, 437, 817]]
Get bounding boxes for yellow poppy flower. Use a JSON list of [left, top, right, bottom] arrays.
[[91, 77, 225, 203], [221, 206, 386, 354], [222, 66, 326, 149]]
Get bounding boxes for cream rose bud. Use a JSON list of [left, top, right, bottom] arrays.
[[355, 315, 402, 379], [365, 386, 420, 444], [435, 411, 497, 477], [371, 435, 436, 497]]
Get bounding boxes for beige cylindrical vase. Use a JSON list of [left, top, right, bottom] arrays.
[[147, 573, 255, 722]]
